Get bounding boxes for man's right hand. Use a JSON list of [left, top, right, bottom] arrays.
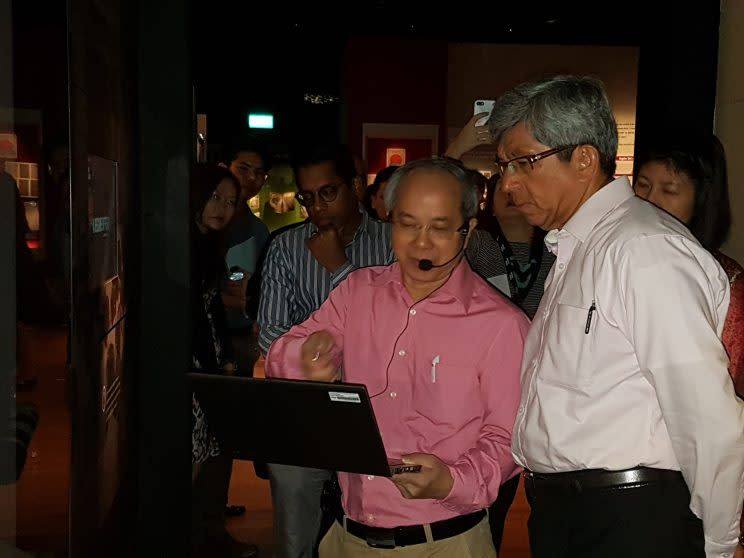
[[444, 113, 492, 159], [300, 331, 339, 382]]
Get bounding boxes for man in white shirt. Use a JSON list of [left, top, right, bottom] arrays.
[[488, 75, 744, 558]]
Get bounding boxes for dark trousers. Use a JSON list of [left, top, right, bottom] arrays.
[[191, 451, 233, 557], [488, 474, 520, 553], [526, 472, 705, 558]]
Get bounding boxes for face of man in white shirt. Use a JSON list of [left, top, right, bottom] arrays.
[[497, 122, 599, 231]]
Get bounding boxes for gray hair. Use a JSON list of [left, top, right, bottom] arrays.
[[383, 157, 479, 221], [488, 75, 618, 176]]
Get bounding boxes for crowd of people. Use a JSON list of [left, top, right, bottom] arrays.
[[188, 75, 744, 558]]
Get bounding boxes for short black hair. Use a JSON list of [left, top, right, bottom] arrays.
[[291, 143, 357, 188], [224, 137, 273, 172], [371, 165, 399, 187], [636, 135, 731, 252]]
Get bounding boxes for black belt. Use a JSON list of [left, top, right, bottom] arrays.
[[337, 509, 486, 548], [524, 467, 685, 501]]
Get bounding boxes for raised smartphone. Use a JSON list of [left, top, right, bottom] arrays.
[[474, 99, 495, 127]]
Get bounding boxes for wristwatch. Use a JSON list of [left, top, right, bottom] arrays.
[[738, 532, 744, 547]]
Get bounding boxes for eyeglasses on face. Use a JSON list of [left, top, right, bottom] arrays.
[[391, 220, 469, 241], [295, 183, 343, 207], [495, 145, 576, 176]]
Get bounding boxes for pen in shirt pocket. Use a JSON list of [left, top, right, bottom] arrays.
[[431, 355, 440, 383], [585, 300, 596, 334]]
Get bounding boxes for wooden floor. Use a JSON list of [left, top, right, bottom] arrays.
[[1, 326, 532, 557], [0, 324, 71, 556]]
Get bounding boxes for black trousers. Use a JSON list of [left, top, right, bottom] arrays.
[[526, 472, 705, 558], [191, 451, 233, 557], [488, 474, 520, 553]]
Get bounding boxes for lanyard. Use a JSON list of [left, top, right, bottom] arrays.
[[490, 220, 544, 304]]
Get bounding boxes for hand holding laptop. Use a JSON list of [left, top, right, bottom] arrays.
[[390, 453, 454, 500], [300, 331, 340, 382]]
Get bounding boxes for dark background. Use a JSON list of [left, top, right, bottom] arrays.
[[191, 1, 721, 158]]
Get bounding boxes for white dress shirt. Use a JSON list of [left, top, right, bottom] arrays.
[[512, 177, 744, 558]]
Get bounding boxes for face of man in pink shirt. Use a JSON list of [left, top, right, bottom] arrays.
[[389, 169, 477, 295]]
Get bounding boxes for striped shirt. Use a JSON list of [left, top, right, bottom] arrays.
[[258, 209, 394, 354]]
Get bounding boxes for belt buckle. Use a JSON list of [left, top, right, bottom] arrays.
[[365, 527, 396, 549]]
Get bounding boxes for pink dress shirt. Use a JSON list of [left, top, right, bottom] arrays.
[[265, 261, 529, 528]]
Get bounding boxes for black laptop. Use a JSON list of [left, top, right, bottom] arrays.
[[190, 372, 410, 477]]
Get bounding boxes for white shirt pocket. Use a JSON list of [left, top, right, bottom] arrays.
[[539, 302, 596, 389]]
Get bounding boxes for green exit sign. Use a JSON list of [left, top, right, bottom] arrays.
[[248, 113, 274, 129]]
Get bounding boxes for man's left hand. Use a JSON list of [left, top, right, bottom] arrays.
[[735, 545, 744, 558], [305, 226, 348, 273], [390, 453, 454, 500]]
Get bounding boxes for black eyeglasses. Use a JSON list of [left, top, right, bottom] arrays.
[[495, 145, 576, 177], [391, 220, 469, 241], [295, 183, 343, 207]]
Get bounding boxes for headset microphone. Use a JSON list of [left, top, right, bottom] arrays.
[[417, 225, 469, 271]]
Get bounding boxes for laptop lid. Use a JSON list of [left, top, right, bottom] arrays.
[[189, 373, 393, 477]]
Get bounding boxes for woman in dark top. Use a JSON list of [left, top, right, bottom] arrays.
[[472, 173, 554, 319], [190, 163, 239, 466]]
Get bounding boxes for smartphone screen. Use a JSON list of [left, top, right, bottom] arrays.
[[474, 99, 495, 126]]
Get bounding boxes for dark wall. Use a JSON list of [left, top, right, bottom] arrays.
[[193, 5, 721, 167], [0, 0, 15, 487], [634, 6, 721, 160], [134, 0, 193, 553], [68, 0, 137, 554], [343, 36, 449, 158]]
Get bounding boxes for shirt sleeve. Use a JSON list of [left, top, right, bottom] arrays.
[[440, 310, 530, 513], [724, 274, 744, 396], [257, 238, 297, 355], [264, 274, 353, 380], [619, 235, 744, 558]]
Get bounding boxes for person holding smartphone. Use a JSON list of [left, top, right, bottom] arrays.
[[445, 109, 555, 554]]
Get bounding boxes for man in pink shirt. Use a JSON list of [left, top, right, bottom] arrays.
[[265, 157, 529, 557]]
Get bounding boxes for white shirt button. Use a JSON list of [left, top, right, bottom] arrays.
[[367, 514, 375, 522], [558, 263, 565, 270], [518, 405, 525, 414], [367, 475, 375, 480], [409, 308, 416, 316], [398, 350, 406, 357], [390, 391, 397, 398]]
